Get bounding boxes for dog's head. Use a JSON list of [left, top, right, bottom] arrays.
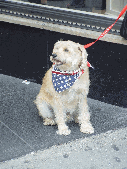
[[50, 40, 88, 71]]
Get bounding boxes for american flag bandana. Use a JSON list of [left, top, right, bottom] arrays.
[[52, 65, 84, 93]]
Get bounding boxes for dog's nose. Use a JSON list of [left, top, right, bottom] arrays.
[[52, 53, 57, 58]]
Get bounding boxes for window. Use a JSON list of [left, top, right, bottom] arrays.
[[19, 0, 106, 15]]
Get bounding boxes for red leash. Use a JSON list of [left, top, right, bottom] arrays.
[[54, 6, 127, 69], [84, 5, 127, 49]]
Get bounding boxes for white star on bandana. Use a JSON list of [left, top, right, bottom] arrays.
[[52, 65, 82, 93]]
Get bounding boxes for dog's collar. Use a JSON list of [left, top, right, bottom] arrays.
[[52, 65, 84, 93], [52, 65, 84, 76]]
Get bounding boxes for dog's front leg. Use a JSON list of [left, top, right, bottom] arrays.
[[54, 98, 71, 135], [78, 95, 94, 134]]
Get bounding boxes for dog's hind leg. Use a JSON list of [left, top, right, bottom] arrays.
[[34, 100, 56, 125], [43, 117, 56, 126]]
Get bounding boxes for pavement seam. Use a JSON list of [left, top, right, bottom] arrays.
[[0, 121, 35, 151]]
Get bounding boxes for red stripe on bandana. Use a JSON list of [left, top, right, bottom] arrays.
[[52, 71, 79, 76]]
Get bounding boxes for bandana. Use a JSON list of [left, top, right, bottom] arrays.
[[52, 65, 84, 93]]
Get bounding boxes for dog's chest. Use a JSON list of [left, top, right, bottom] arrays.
[[59, 89, 79, 112]]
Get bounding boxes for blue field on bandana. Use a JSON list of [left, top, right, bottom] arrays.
[[52, 66, 80, 93]]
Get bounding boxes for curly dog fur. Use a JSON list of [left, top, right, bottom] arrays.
[[34, 40, 94, 135]]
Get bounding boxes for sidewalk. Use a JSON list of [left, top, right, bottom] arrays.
[[0, 127, 127, 169], [0, 74, 127, 168]]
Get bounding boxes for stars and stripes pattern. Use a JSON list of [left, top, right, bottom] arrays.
[[52, 65, 83, 93]]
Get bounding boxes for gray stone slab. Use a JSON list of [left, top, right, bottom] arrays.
[[0, 127, 127, 169], [0, 122, 34, 162], [0, 74, 127, 162]]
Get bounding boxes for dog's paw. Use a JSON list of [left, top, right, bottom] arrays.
[[56, 125, 71, 135], [43, 118, 56, 126], [80, 123, 94, 134]]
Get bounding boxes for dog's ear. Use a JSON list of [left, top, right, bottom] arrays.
[[78, 45, 88, 70], [60, 38, 64, 41], [56, 39, 63, 43]]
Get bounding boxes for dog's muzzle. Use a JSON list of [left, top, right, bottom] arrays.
[[51, 54, 64, 66]]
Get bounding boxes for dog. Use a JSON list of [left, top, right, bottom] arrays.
[[34, 40, 94, 135]]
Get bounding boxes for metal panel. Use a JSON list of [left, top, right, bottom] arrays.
[[0, 0, 123, 35]]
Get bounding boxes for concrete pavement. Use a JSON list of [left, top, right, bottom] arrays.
[[0, 127, 127, 169], [0, 74, 127, 168]]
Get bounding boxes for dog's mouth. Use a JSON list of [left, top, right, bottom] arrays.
[[51, 58, 65, 66]]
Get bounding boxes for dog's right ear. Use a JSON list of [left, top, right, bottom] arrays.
[[78, 45, 88, 70]]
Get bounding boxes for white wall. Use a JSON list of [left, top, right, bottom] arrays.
[[106, 0, 127, 17]]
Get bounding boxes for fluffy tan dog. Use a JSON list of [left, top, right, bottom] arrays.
[[34, 40, 94, 135]]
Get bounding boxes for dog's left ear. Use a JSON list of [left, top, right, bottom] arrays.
[[78, 45, 88, 70]]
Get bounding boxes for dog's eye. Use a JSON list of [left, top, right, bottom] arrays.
[[64, 48, 69, 52]]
